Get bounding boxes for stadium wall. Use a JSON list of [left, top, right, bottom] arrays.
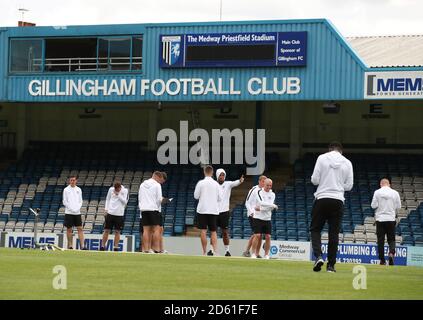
[[0, 19, 422, 159], [0, 19, 366, 102]]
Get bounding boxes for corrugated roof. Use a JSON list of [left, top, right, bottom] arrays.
[[347, 35, 423, 68]]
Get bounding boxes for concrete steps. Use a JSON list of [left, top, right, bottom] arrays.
[[229, 165, 294, 208], [264, 166, 294, 192], [229, 175, 254, 210]]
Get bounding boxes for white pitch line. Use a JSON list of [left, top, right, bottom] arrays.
[[60, 249, 297, 261]]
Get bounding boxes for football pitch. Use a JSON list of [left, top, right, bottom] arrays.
[[0, 248, 422, 300]]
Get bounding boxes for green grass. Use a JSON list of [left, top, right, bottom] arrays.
[[0, 248, 422, 300]]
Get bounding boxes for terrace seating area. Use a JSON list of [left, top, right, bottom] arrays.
[[0, 141, 243, 247], [228, 153, 423, 246], [1, 143, 423, 248]]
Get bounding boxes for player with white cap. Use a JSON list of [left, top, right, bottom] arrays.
[[211, 168, 244, 256]]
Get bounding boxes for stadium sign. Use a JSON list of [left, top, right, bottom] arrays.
[[71, 234, 135, 252], [0, 232, 135, 252], [27, 77, 301, 97], [406, 246, 423, 267], [4, 232, 61, 248], [269, 241, 311, 261], [364, 71, 423, 99], [321, 243, 408, 265], [159, 31, 307, 68]]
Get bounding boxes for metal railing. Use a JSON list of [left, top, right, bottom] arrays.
[[32, 56, 142, 72]]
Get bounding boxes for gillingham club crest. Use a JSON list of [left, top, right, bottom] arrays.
[[161, 35, 182, 67]]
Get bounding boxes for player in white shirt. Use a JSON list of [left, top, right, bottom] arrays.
[[214, 168, 244, 257], [251, 178, 278, 259], [100, 181, 129, 252], [194, 165, 222, 256], [242, 175, 267, 257], [310, 142, 353, 273], [139, 171, 166, 253], [371, 178, 402, 266], [62, 176, 86, 250], [154, 172, 169, 254]]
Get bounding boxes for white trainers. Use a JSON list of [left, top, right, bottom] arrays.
[[264, 255, 270, 260], [251, 254, 257, 259]]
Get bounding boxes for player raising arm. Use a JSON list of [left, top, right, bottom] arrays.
[[214, 168, 244, 256]]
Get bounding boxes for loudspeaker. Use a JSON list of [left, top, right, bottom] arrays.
[[323, 102, 340, 114]]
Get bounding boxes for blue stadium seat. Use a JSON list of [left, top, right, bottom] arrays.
[[287, 230, 297, 241], [414, 236, 423, 247]]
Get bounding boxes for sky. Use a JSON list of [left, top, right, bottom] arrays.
[[1, 0, 422, 37]]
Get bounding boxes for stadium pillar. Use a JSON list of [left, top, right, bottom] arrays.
[[148, 108, 158, 150], [253, 101, 263, 185], [16, 104, 27, 159], [289, 103, 301, 164]]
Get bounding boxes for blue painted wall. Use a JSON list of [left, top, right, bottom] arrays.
[[0, 19, 370, 102]]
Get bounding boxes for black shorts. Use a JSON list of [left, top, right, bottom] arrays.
[[252, 218, 272, 235], [64, 214, 82, 228], [197, 213, 218, 232], [104, 214, 124, 231], [141, 211, 162, 226], [217, 211, 230, 229], [248, 216, 254, 229]]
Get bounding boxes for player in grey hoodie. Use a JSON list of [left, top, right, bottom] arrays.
[[371, 178, 401, 265], [310, 142, 354, 273]]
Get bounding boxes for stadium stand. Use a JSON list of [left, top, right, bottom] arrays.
[[0, 141, 243, 248], [229, 153, 423, 246], [1, 144, 423, 248]]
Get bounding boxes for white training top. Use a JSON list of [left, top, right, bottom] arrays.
[[138, 178, 162, 213], [245, 185, 260, 217], [253, 189, 277, 221], [194, 176, 221, 215], [217, 180, 241, 212], [311, 151, 354, 202], [371, 186, 402, 222], [63, 185, 83, 215], [216, 168, 241, 213], [105, 186, 129, 217]]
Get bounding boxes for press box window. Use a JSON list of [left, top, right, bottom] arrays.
[[98, 37, 142, 71], [10, 36, 143, 73], [132, 37, 143, 70], [10, 39, 43, 72], [99, 38, 131, 71], [44, 38, 98, 72]]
